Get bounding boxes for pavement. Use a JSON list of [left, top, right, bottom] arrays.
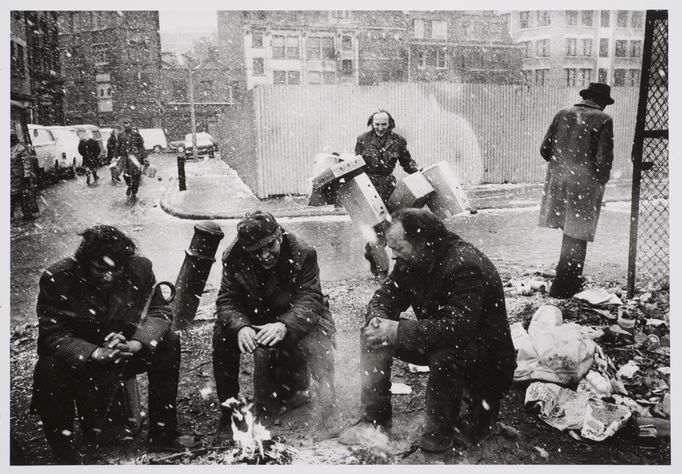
[[159, 157, 633, 220]]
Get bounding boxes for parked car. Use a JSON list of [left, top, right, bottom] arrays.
[[168, 140, 185, 153], [28, 124, 59, 175], [138, 128, 169, 154], [47, 126, 83, 178], [183, 132, 216, 159], [71, 124, 106, 163]]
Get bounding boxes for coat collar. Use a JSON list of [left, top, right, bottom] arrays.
[[575, 99, 605, 111]]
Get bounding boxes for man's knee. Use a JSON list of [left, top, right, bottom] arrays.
[[428, 348, 475, 380]]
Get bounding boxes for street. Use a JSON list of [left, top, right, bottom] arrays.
[[9, 153, 632, 327]]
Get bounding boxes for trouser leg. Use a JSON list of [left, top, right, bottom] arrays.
[[290, 326, 335, 409], [364, 223, 389, 276], [212, 324, 241, 415], [551, 234, 588, 298], [130, 173, 141, 195], [360, 329, 394, 426]]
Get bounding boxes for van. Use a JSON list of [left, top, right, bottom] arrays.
[[71, 124, 106, 162], [47, 126, 83, 178], [138, 128, 168, 153], [28, 124, 59, 174]]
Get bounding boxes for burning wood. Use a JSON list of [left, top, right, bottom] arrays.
[[221, 396, 271, 460]]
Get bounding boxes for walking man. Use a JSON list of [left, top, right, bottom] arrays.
[[10, 132, 39, 220], [116, 121, 146, 199], [340, 209, 517, 463], [78, 135, 101, 185], [539, 82, 615, 298]]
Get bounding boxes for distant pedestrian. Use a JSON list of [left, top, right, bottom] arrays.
[[106, 126, 122, 183], [539, 82, 615, 298], [355, 109, 419, 277], [10, 133, 39, 220], [116, 121, 146, 199], [78, 135, 101, 185]]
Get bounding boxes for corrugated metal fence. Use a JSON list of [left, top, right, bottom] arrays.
[[221, 83, 638, 197]]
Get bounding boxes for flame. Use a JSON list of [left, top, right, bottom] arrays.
[[222, 397, 271, 460]]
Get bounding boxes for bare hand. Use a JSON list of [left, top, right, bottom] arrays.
[[253, 322, 287, 347], [364, 317, 398, 350], [237, 326, 258, 354], [91, 346, 121, 362]]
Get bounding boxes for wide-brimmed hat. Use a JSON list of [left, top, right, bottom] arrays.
[[237, 211, 282, 252], [580, 82, 615, 105]]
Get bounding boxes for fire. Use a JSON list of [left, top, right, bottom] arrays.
[[221, 397, 271, 460]]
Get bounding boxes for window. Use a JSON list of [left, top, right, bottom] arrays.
[[414, 19, 425, 39], [614, 68, 626, 86], [598, 68, 607, 83], [581, 11, 594, 26], [272, 35, 285, 59], [432, 20, 448, 40], [519, 11, 530, 29], [287, 71, 300, 85], [579, 68, 592, 87], [308, 71, 320, 84], [581, 38, 593, 56], [600, 10, 610, 27], [615, 40, 627, 57], [321, 37, 335, 59], [342, 35, 352, 50], [566, 38, 577, 56], [322, 71, 336, 84], [617, 11, 628, 28], [273, 70, 286, 84], [307, 36, 335, 60], [628, 69, 640, 86], [521, 41, 532, 58], [97, 82, 112, 112], [341, 59, 353, 76], [535, 68, 548, 86], [537, 11, 551, 27], [252, 31, 263, 48], [522, 70, 532, 84], [462, 21, 472, 38], [285, 36, 299, 59], [436, 49, 447, 68], [10, 41, 25, 77], [566, 11, 578, 26], [631, 40, 642, 57], [417, 51, 426, 68], [631, 11, 644, 28], [307, 37, 320, 59], [536, 39, 550, 57], [92, 43, 109, 65], [599, 38, 609, 57], [252, 57, 264, 76], [565, 68, 577, 86]]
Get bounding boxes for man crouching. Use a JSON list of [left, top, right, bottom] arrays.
[[341, 208, 517, 463], [212, 211, 337, 440]]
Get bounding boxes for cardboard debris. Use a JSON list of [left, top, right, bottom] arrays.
[[336, 173, 390, 230], [574, 288, 623, 306], [580, 397, 631, 441], [616, 360, 640, 379], [408, 364, 430, 373], [390, 383, 412, 395], [421, 161, 470, 218], [387, 171, 434, 211], [311, 154, 365, 190]]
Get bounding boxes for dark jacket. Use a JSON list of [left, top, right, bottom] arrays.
[[107, 132, 118, 162], [36, 256, 173, 371], [78, 138, 101, 168], [215, 231, 335, 343], [366, 231, 516, 398], [116, 129, 146, 159], [539, 99, 614, 242], [355, 130, 418, 202]]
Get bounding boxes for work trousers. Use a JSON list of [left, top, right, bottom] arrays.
[[550, 233, 588, 298]]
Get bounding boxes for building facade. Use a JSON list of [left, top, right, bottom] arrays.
[[503, 9, 645, 87], [56, 11, 163, 128], [10, 11, 64, 125], [217, 10, 522, 90]]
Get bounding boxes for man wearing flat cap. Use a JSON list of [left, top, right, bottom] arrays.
[[539, 82, 615, 298], [212, 211, 337, 438]]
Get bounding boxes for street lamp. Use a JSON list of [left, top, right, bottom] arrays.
[[183, 54, 199, 161]]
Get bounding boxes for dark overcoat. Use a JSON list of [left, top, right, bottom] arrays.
[[538, 99, 614, 242]]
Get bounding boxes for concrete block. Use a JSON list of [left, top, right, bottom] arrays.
[[388, 171, 435, 211], [312, 154, 366, 190], [337, 172, 390, 230], [422, 161, 470, 218]]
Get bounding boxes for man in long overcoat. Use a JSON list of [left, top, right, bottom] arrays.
[[539, 82, 615, 298], [116, 121, 146, 199], [78, 136, 101, 185], [340, 208, 516, 463]]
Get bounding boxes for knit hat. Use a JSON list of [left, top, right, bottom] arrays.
[[237, 211, 282, 252]]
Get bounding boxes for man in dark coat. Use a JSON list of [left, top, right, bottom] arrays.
[[355, 109, 420, 277], [10, 133, 39, 220], [116, 121, 146, 199], [340, 209, 516, 463], [31, 225, 188, 464], [212, 211, 337, 439], [78, 136, 101, 185], [539, 82, 615, 298]]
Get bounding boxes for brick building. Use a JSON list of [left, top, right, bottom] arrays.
[[56, 11, 163, 128]]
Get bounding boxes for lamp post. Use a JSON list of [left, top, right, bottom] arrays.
[[183, 54, 199, 161]]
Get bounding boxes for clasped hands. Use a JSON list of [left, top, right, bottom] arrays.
[[364, 317, 399, 350], [237, 322, 287, 354], [91, 332, 143, 363]]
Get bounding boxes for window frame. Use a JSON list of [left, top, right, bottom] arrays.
[[252, 57, 264, 76]]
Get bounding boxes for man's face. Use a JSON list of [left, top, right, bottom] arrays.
[[87, 256, 124, 289], [386, 222, 428, 269], [372, 112, 390, 137], [124, 122, 132, 132], [248, 235, 283, 270]]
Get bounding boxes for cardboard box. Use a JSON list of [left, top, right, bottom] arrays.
[[312, 154, 366, 190], [337, 172, 390, 229], [388, 171, 435, 211], [422, 161, 470, 218]]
